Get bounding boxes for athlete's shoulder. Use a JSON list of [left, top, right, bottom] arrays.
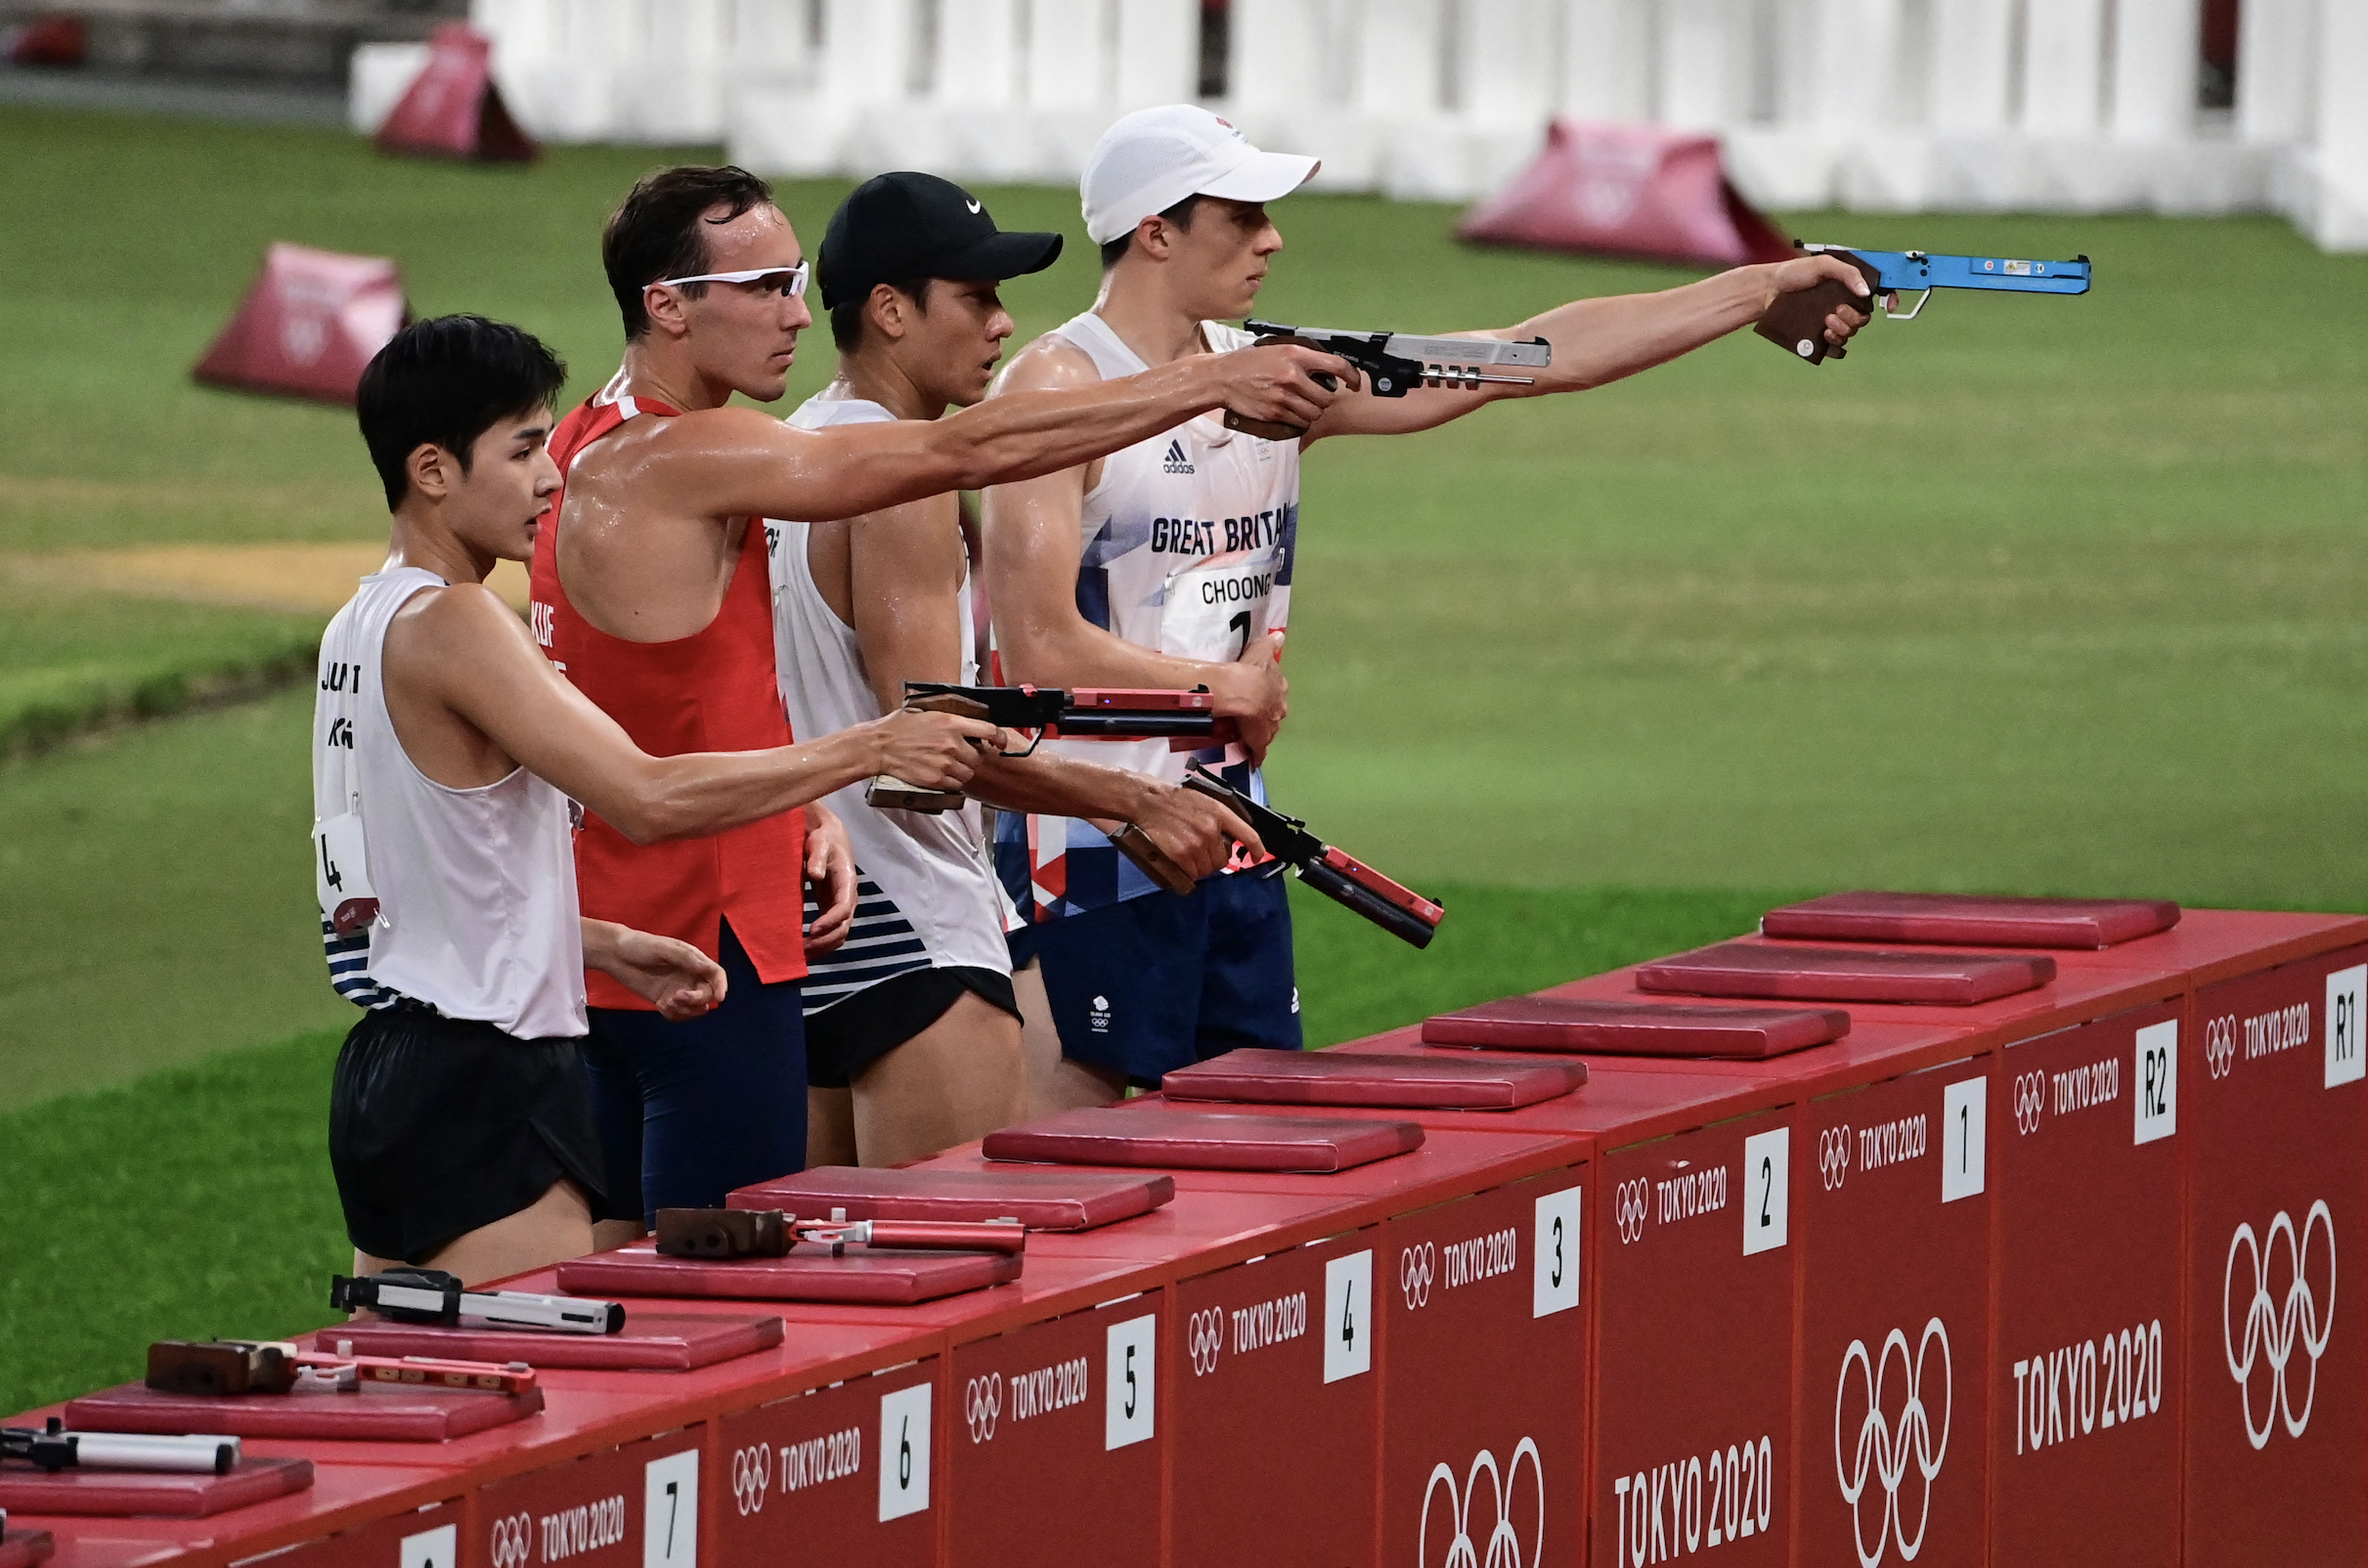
[[995, 329, 1102, 396], [1200, 321, 1254, 354], [388, 577, 515, 639]]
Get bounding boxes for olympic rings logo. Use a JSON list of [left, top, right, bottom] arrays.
[[1819, 1127, 1852, 1192], [1615, 1180, 1649, 1244], [488, 1512, 533, 1568], [1421, 1437, 1544, 1568], [1834, 1318, 1951, 1568], [2011, 1071, 2045, 1137], [1401, 1242, 1437, 1310], [965, 1372, 1003, 1444], [730, 1442, 771, 1516], [2205, 1015, 2237, 1079], [1188, 1308, 1225, 1377], [2224, 1200, 2338, 1450]]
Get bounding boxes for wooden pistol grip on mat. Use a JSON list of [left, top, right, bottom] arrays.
[[1754, 250, 1884, 365], [1111, 822, 1197, 895], [868, 691, 990, 812], [1221, 334, 1336, 441]]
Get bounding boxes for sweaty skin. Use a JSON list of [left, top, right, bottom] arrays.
[[796, 273, 1266, 1167], [551, 200, 1354, 647], [356, 406, 1003, 1285], [985, 195, 1877, 1111]]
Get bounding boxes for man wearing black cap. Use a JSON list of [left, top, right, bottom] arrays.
[[773, 172, 1261, 1167], [528, 162, 1351, 1213]]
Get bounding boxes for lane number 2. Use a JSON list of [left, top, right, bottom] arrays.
[[1742, 1128, 1789, 1255]]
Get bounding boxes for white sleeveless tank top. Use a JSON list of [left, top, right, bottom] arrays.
[[770, 388, 1016, 1012], [313, 568, 587, 1039], [990, 311, 1301, 924]]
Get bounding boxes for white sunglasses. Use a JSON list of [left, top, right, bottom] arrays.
[[651, 262, 809, 298]]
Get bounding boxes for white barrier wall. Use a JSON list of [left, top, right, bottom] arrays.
[[348, 0, 2363, 249]]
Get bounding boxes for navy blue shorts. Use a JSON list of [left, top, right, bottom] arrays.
[[582, 920, 807, 1226], [1007, 870, 1299, 1087]]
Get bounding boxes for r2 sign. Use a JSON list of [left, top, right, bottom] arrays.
[[2134, 1020, 2178, 1145]]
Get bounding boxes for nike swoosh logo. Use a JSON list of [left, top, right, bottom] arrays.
[[966, 200, 982, 214]]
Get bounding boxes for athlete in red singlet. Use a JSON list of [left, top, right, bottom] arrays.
[[532, 164, 1353, 1221]]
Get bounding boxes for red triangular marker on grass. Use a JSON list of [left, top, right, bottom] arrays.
[[192, 243, 408, 406], [374, 22, 536, 164], [1460, 120, 1795, 269]]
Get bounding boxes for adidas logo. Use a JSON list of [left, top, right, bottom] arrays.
[[1162, 439, 1194, 475]]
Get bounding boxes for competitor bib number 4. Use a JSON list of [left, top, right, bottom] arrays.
[[313, 811, 380, 936]]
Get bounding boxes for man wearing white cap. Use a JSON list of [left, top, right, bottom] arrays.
[[984, 105, 1873, 1111]]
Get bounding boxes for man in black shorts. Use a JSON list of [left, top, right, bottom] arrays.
[[321, 315, 1001, 1282], [774, 172, 1258, 1164]]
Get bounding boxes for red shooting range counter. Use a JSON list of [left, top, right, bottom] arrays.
[[1131, 1067, 1834, 1568], [1988, 996, 2185, 1567], [1794, 1048, 1995, 1568], [923, 1107, 1589, 1566], [1593, 1090, 1798, 1568], [241, 1306, 947, 1568], [240, 1496, 461, 1567], [2181, 940, 2368, 1568]]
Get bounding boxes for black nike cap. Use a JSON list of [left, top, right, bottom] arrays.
[[817, 172, 1065, 311]]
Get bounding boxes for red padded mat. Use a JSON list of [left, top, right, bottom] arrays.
[[1636, 940, 2054, 1005], [982, 1105, 1424, 1172], [1162, 1047, 1587, 1108], [556, 1242, 1020, 1303], [732, 1165, 1174, 1230], [1421, 996, 1850, 1057], [0, 1456, 310, 1518], [310, 1311, 781, 1371], [64, 1381, 543, 1442], [1761, 891, 2179, 948], [0, 1528, 53, 1568]]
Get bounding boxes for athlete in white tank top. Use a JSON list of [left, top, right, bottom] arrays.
[[771, 387, 1016, 1011], [315, 567, 586, 1039], [992, 311, 1297, 924]]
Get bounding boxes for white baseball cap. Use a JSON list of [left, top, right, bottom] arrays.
[[1080, 105, 1320, 246]]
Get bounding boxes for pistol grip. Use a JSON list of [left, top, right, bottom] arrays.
[[1755, 250, 1883, 365], [1223, 347, 1335, 441], [1111, 822, 1197, 895], [866, 775, 965, 812], [905, 692, 991, 720], [1223, 410, 1307, 441]]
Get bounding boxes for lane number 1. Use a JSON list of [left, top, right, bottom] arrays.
[[1941, 1077, 1986, 1202]]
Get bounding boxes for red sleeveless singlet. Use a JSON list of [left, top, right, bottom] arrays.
[[529, 389, 809, 1009]]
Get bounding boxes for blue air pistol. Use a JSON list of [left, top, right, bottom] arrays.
[[1756, 246, 2092, 365]]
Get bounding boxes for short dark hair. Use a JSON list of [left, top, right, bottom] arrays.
[[1099, 194, 1206, 270], [603, 164, 775, 339], [828, 277, 936, 353], [355, 315, 567, 511]]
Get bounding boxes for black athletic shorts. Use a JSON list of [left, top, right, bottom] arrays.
[[805, 966, 1021, 1089], [328, 1002, 629, 1265]]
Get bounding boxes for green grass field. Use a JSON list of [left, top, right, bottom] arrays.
[[1, 103, 2363, 1415]]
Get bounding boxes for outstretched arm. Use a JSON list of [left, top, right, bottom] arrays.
[[980, 336, 1291, 763], [1304, 253, 1874, 442], [650, 342, 1355, 526], [383, 582, 1003, 846]]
